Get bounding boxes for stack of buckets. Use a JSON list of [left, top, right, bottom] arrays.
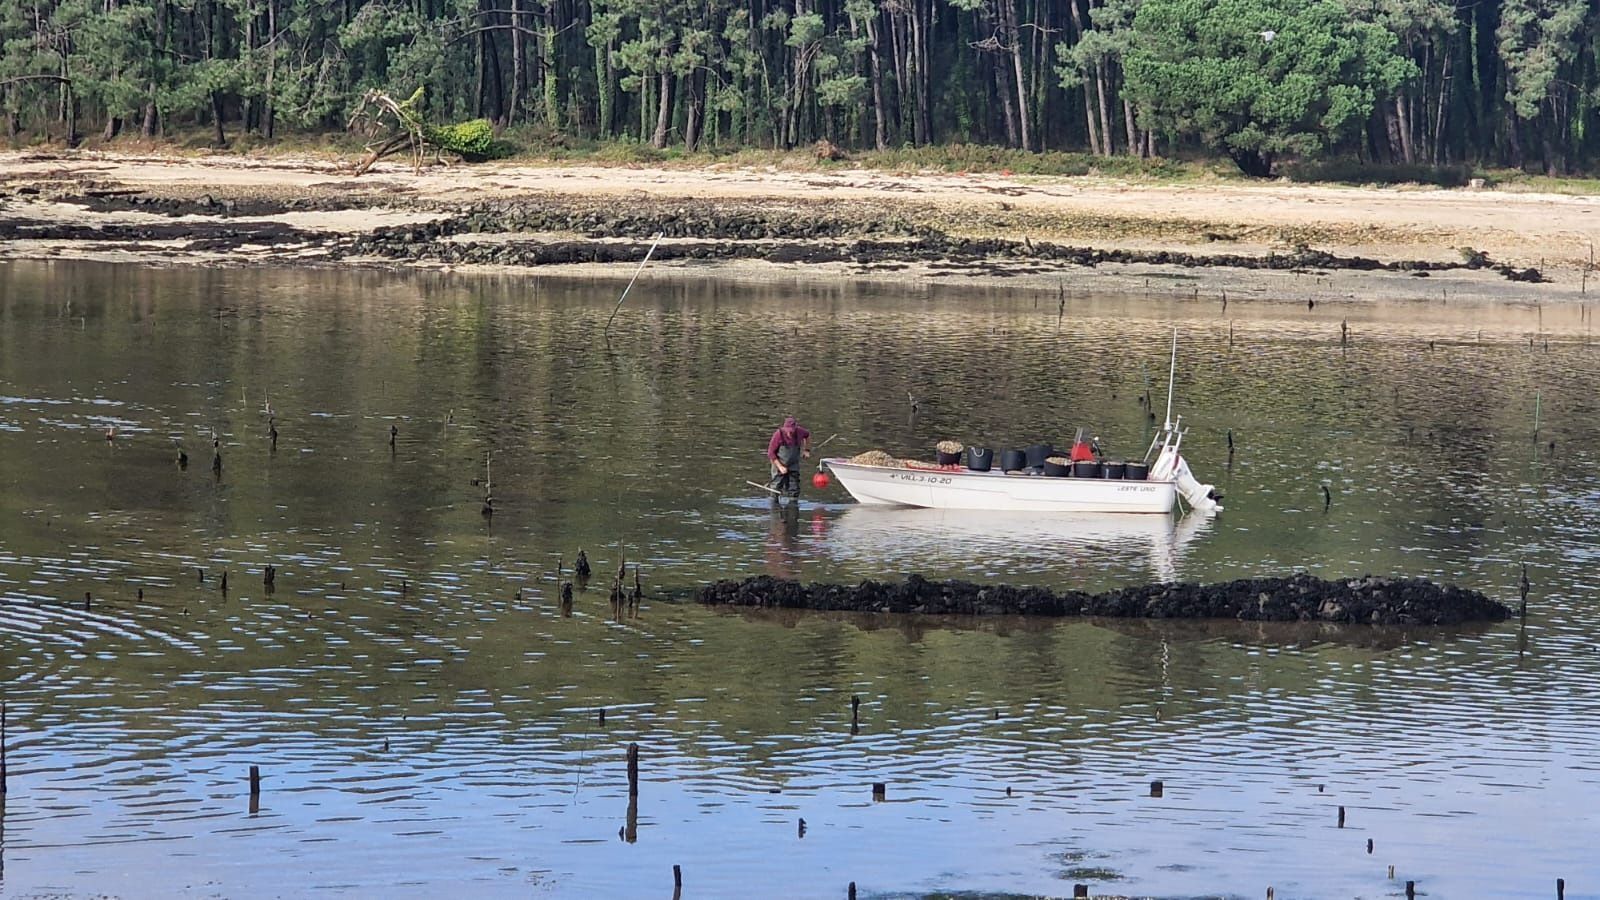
[[942, 442, 1148, 480]]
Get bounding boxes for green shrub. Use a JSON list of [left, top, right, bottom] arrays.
[[425, 118, 496, 158]]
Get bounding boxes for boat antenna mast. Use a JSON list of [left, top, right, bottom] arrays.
[[1163, 327, 1178, 432]]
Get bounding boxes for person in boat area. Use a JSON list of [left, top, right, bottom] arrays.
[[766, 416, 812, 498], [1069, 426, 1101, 462]]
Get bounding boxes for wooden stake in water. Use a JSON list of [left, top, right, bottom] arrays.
[[2, 700, 9, 795], [627, 743, 639, 798], [1533, 391, 1542, 440]]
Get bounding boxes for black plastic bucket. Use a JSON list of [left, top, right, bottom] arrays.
[[936, 449, 962, 465], [1072, 460, 1102, 478], [1102, 459, 1126, 479], [1025, 444, 1054, 468], [967, 448, 994, 472], [1124, 460, 1149, 481], [1000, 449, 1027, 473], [1043, 458, 1071, 477]]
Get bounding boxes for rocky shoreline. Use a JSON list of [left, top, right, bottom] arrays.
[[696, 573, 1511, 625], [7, 146, 1584, 303], [0, 186, 1551, 284]]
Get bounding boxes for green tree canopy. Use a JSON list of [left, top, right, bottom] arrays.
[[1124, 0, 1414, 175]]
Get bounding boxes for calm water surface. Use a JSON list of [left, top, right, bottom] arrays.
[[1, 261, 1598, 899]]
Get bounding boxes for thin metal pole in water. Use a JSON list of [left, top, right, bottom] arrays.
[[1163, 328, 1178, 430], [603, 232, 665, 338]]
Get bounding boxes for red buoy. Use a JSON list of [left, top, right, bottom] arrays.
[[812, 472, 831, 489]]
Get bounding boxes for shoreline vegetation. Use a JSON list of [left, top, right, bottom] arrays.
[[3, 146, 1600, 305]]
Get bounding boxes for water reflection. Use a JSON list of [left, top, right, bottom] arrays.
[[823, 507, 1214, 583]]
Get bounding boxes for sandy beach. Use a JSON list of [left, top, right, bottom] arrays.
[[4, 149, 1599, 304]]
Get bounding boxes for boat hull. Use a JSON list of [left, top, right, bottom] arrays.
[[823, 459, 1176, 513]]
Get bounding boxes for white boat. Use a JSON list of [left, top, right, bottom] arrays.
[[821, 333, 1222, 515]]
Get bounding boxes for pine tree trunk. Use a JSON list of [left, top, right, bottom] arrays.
[[1030, 0, 1047, 150], [542, 6, 558, 129], [889, 11, 908, 141], [1094, 68, 1113, 154], [1431, 50, 1451, 165], [1506, 115, 1524, 169], [486, 18, 506, 125], [1066, 0, 1099, 155], [595, 39, 614, 137], [1395, 96, 1415, 163], [145, 0, 166, 138], [1004, 0, 1031, 151], [263, 0, 276, 139], [102, 116, 121, 141], [908, 0, 928, 145], [996, 56, 1020, 148], [1122, 96, 1136, 157], [476, 5, 490, 119], [652, 67, 673, 148], [510, 0, 526, 123], [866, 16, 887, 150], [915, 0, 931, 144], [684, 71, 703, 151], [210, 90, 225, 146]]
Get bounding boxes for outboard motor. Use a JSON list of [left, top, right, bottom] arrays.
[[1168, 453, 1221, 512], [1149, 427, 1222, 513]]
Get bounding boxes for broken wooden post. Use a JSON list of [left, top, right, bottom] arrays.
[[1337, 805, 1345, 828], [1073, 885, 1088, 899], [576, 550, 592, 580], [1406, 880, 1415, 899], [1557, 878, 1565, 899], [221, 570, 228, 594], [627, 743, 639, 798], [560, 582, 574, 616], [598, 708, 606, 727], [1149, 780, 1163, 798], [673, 864, 682, 890], [84, 591, 91, 612], [848, 883, 857, 900], [249, 765, 261, 796], [871, 782, 886, 800], [1367, 838, 1373, 854]]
